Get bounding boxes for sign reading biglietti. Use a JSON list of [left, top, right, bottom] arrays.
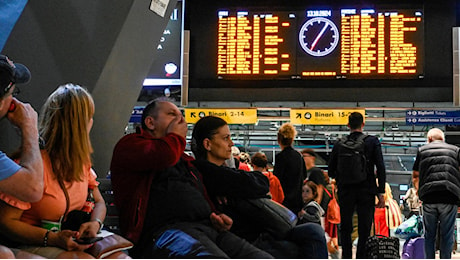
[[406, 110, 460, 125]]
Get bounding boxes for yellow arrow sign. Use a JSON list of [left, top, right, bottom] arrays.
[[185, 108, 258, 124], [290, 109, 366, 125]]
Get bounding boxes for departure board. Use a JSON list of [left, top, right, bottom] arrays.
[[217, 8, 423, 79]]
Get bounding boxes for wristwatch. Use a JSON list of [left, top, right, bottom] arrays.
[[93, 218, 104, 233]]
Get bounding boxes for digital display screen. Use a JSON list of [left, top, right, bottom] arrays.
[[144, 0, 184, 86], [216, 7, 423, 79]]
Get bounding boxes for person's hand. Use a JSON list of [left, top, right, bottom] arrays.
[[376, 194, 385, 208], [166, 112, 188, 138], [52, 230, 94, 251], [210, 212, 233, 232], [298, 209, 306, 218], [6, 98, 38, 131], [76, 221, 100, 239], [216, 196, 228, 205]]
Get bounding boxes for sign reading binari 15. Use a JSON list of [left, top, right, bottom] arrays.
[[217, 7, 423, 79]]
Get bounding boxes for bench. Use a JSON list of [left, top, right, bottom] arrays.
[[97, 178, 121, 235]]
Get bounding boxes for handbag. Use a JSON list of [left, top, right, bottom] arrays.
[[366, 206, 400, 259], [58, 179, 92, 231], [394, 214, 423, 240], [85, 230, 133, 258], [232, 198, 298, 239], [324, 186, 340, 224], [386, 198, 403, 229]]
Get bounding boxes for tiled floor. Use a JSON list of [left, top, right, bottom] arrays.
[[329, 241, 460, 259]]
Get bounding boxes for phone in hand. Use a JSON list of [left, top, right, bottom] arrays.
[[74, 236, 103, 244]]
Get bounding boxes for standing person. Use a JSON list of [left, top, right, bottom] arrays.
[[298, 180, 324, 226], [328, 112, 386, 259], [231, 146, 251, 171], [403, 170, 421, 218], [413, 128, 460, 259], [0, 55, 44, 258], [274, 123, 308, 214], [191, 116, 328, 259], [110, 100, 272, 258], [251, 152, 284, 204], [301, 148, 329, 210], [0, 84, 129, 258]]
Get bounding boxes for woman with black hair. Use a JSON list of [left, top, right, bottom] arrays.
[[191, 116, 328, 259]]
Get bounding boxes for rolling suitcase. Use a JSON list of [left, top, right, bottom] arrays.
[[365, 206, 400, 259], [402, 236, 425, 259]]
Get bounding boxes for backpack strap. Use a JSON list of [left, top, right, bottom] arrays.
[[356, 133, 368, 142], [323, 187, 332, 198]]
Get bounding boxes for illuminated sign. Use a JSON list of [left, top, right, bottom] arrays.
[[290, 109, 366, 125], [406, 110, 460, 125], [185, 108, 257, 124], [144, 0, 184, 86], [217, 8, 423, 79]]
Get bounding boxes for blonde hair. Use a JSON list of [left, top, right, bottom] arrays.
[[277, 123, 297, 146], [39, 84, 94, 182]]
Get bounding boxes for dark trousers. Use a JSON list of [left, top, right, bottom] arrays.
[[338, 186, 375, 259], [149, 222, 274, 258]]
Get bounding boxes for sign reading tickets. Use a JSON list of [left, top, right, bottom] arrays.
[[185, 108, 257, 124], [290, 109, 366, 125]]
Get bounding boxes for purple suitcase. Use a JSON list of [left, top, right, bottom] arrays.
[[402, 237, 425, 259]]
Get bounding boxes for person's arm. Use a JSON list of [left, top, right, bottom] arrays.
[[0, 200, 91, 251], [327, 143, 339, 179], [316, 184, 324, 204], [77, 186, 106, 239], [0, 99, 43, 202], [373, 138, 386, 194], [193, 160, 269, 198], [112, 132, 186, 174]]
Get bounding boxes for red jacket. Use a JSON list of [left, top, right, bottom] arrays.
[[110, 129, 186, 243]]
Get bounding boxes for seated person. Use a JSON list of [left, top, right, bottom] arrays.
[[0, 55, 45, 258], [110, 99, 272, 258], [191, 115, 328, 259], [0, 84, 129, 259]]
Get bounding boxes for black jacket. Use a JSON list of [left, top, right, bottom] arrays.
[[274, 146, 308, 214], [192, 159, 271, 242], [328, 132, 386, 195], [414, 141, 460, 204]]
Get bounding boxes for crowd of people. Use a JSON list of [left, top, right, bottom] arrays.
[[1, 53, 460, 259]]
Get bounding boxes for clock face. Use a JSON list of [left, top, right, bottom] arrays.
[[298, 17, 340, 57]]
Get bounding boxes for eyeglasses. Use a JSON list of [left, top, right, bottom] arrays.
[[4, 81, 14, 94], [12, 86, 20, 97], [3, 82, 19, 97], [302, 154, 314, 158]]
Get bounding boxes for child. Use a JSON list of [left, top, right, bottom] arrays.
[[298, 180, 324, 226]]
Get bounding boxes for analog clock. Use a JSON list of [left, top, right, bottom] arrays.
[[298, 17, 340, 57]]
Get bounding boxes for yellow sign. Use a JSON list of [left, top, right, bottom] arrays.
[[290, 109, 366, 125], [185, 108, 257, 124]]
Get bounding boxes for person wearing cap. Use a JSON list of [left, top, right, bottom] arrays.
[[0, 55, 44, 258], [0, 55, 43, 202]]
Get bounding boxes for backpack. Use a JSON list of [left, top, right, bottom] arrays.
[[324, 186, 340, 224], [336, 134, 368, 185]]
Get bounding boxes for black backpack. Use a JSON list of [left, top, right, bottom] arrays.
[[336, 134, 368, 184]]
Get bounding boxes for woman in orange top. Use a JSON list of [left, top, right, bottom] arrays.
[[251, 152, 284, 204], [0, 84, 129, 258]]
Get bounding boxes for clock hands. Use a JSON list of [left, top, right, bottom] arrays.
[[310, 22, 329, 51]]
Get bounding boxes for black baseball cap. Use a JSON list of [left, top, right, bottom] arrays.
[[0, 54, 31, 85]]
